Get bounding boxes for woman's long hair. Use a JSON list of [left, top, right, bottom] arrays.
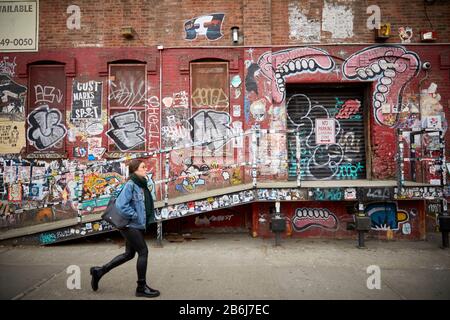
[[128, 159, 145, 177]]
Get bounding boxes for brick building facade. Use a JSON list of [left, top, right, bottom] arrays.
[[0, 0, 449, 244]]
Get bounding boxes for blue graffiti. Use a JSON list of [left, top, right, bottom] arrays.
[[39, 233, 56, 245], [313, 188, 343, 201], [337, 162, 364, 179], [365, 202, 409, 231]]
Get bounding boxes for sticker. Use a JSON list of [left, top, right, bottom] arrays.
[[230, 75, 242, 88], [233, 105, 241, 117]]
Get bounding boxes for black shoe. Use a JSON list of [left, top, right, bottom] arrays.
[[136, 285, 160, 298], [90, 267, 104, 291]]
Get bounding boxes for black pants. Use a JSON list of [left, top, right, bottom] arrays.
[[103, 227, 148, 282]]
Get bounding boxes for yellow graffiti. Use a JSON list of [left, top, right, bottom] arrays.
[[396, 210, 408, 223], [83, 172, 124, 198], [231, 168, 242, 185]]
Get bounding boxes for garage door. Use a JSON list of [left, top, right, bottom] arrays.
[[286, 85, 367, 181]]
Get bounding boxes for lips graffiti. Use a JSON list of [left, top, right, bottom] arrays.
[[257, 47, 335, 104], [292, 208, 339, 232], [342, 45, 420, 127]]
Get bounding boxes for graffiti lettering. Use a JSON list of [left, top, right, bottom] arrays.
[[0, 56, 17, 76], [27, 106, 67, 150], [108, 81, 154, 110], [34, 85, 63, 104], [312, 188, 343, 201], [337, 162, 364, 179], [106, 111, 145, 151], [191, 88, 229, 109], [189, 110, 232, 150], [39, 233, 56, 244]]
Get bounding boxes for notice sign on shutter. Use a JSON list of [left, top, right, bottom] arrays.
[[0, 0, 39, 52], [315, 118, 335, 145]]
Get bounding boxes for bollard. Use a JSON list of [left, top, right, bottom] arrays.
[[438, 215, 450, 249], [355, 203, 370, 249]]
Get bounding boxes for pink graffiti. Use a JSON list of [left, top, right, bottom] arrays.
[[257, 48, 335, 104], [342, 45, 420, 126], [335, 99, 361, 119], [292, 208, 339, 232]]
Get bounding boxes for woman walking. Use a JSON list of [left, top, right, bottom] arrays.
[[90, 159, 160, 298]]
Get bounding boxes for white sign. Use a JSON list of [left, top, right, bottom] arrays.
[[315, 118, 335, 145], [0, 0, 39, 52]]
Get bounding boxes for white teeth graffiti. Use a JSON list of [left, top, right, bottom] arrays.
[[257, 47, 335, 104], [342, 45, 420, 126]]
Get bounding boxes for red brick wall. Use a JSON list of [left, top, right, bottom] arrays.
[[36, 0, 450, 49], [3, 44, 449, 179], [271, 0, 450, 45], [253, 200, 425, 240], [39, 0, 244, 49]]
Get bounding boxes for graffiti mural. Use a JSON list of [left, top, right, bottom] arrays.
[[188, 110, 232, 151], [420, 83, 447, 131], [161, 91, 191, 148], [83, 172, 124, 199], [27, 105, 67, 150], [287, 93, 365, 180], [258, 47, 335, 104], [184, 13, 225, 41], [365, 202, 409, 231], [175, 157, 206, 193], [155, 189, 254, 221], [106, 110, 145, 151], [0, 56, 17, 77], [342, 45, 420, 126], [292, 208, 339, 232], [0, 74, 26, 118]]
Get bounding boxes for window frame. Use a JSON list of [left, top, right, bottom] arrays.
[[107, 63, 148, 153]]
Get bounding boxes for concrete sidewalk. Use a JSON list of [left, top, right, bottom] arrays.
[[0, 233, 449, 300]]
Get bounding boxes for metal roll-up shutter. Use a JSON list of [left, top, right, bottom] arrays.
[[286, 85, 367, 181]]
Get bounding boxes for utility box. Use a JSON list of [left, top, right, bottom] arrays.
[[439, 216, 450, 232], [270, 217, 286, 233], [355, 216, 371, 231]]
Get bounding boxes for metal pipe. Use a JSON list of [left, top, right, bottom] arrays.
[[156, 221, 163, 247], [358, 230, 365, 248]]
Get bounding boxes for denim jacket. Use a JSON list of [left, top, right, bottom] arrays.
[[115, 180, 147, 230]]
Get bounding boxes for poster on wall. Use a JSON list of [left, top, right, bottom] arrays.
[[0, 119, 25, 153], [315, 119, 335, 145], [8, 182, 22, 202], [0, 0, 39, 52], [70, 80, 103, 120]]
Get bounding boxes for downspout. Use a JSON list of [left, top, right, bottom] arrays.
[[157, 45, 163, 195], [157, 44, 164, 247]]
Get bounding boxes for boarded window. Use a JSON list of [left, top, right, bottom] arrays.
[[286, 85, 367, 181], [27, 65, 66, 155], [190, 62, 229, 112], [107, 64, 146, 152], [189, 62, 231, 156]]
